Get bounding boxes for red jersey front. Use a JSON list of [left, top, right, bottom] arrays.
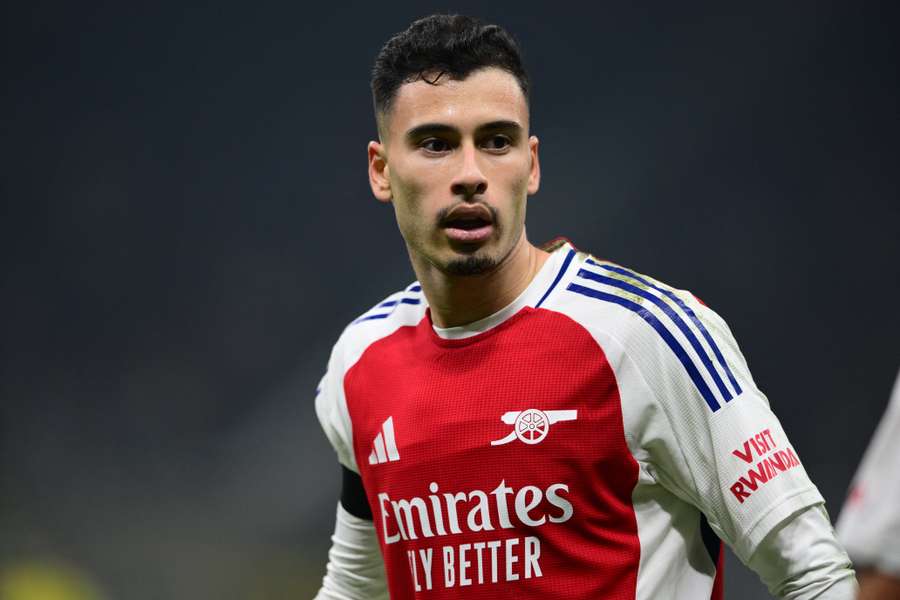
[[316, 241, 825, 598]]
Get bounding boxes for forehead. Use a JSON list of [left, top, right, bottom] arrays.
[[387, 68, 529, 136]]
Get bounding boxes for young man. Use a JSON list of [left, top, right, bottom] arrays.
[[315, 14, 856, 599]]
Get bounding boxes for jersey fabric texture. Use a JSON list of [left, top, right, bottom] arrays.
[[836, 368, 900, 577], [315, 240, 826, 599]]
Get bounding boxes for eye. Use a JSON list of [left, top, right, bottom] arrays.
[[482, 134, 512, 152], [419, 138, 451, 154]]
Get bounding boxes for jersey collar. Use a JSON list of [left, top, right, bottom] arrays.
[[430, 241, 575, 341]]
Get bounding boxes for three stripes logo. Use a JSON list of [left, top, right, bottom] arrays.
[[566, 258, 743, 413], [368, 416, 401, 465]]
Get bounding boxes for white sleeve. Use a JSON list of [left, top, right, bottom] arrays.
[[625, 291, 826, 563], [835, 369, 900, 577], [560, 256, 860, 596], [747, 504, 857, 599], [314, 503, 388, 600], [315, 338, 358, 472]]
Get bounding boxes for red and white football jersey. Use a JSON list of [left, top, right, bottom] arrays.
[[316, 240, 825, 599]]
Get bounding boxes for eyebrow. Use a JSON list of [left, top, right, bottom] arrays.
[[404, 120, 523, 142]]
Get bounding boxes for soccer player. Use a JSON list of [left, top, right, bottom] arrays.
[[314, 14, 856, 599], [836, 369, 900, 599]]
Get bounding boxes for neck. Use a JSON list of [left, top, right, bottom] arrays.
[[412, 233, 551, 328]]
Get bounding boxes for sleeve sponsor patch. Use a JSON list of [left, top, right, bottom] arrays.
[[728, 429, 803, 504]]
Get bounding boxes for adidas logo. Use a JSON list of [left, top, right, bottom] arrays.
[[368, 416, 400, 465]]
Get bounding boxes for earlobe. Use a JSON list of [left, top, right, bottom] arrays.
[[368, 140, 392, 202]]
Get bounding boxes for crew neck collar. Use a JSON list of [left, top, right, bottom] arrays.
[[430, 242, 574, 340]]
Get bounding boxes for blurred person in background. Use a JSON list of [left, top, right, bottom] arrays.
[[313, 14, 857, 599], [836, 369, 900, 600]]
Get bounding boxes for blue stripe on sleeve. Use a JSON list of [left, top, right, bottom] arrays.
[[357, 296, 423, 324], [377, 297, 422, 308], [576, 268, 733, 403], [566, 282, 722, 412], [590, 261, 742, 396], [353, 313, 391, 324]]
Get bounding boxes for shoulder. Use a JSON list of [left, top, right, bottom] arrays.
[[331, 280, 428, 375], [315, 280, 427, 471], [542, 252, 748, 413], [545, 251, 720, 342]]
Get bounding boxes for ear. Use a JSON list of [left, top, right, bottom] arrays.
[[527, 135, 541, 195], [368, 140, 392, 202]]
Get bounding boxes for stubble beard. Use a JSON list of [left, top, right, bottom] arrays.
[[442, 223, 524, 277], [435, 202, 505, 276], [444, 254, 498, 276]]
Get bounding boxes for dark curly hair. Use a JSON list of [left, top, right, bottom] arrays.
[[371, 14, 529, 127]]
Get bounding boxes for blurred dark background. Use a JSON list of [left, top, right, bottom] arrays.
[[2, 2, 898, 598]]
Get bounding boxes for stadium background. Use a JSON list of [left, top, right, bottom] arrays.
[[2, 2, 898, 598]]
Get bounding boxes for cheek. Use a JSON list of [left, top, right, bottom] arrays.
[[391, 160, 451, 216], [389, 171, 434, 239], [390, 160, 426, 204], [499, 162, 531, 211], [496, 154, 531, 187], [512, 170, 529, 199]]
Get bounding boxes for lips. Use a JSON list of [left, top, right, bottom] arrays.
[[440, 204, 495, 244], [440, 204, 494, 229]]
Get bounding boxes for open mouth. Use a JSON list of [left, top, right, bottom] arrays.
[[440, 204, 495, 229], [439, 204, 495, 244], [443, 216, 492, 230], [439, 204, 496, 244]]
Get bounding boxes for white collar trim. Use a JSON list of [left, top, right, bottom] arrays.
[[432, 243, 573, 340]]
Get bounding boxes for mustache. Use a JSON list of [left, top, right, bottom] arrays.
[[436, 203, 499, 226]]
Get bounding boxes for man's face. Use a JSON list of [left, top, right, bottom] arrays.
[[368, 67, 540, 276]]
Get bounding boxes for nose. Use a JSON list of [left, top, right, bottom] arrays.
[[450, 144, 487, 199]]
